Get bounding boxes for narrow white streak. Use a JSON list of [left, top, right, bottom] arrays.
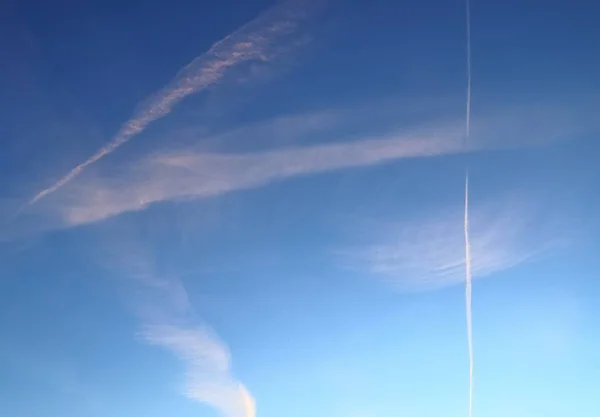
[[464, 1, 474, 416], [26, 0, 314, 206], [464, 172, 473, 417], [465, 0, 472, 140]]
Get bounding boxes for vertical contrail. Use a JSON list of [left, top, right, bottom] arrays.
[[464, 0, 474, 417], [464, 171, 473, 417], [465, 0, 472, 139]]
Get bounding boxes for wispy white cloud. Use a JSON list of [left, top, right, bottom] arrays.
[[143, 325, 255, 417], [342, 191, 568, 292], [103, 236, 255, 417], [26, 0, 321, 206]]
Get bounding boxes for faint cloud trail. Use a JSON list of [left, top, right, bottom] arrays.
[[464, 0, 474, 416], [26, 0, 315, 206]]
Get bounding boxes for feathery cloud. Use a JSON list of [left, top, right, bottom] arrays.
[[342, 191, 567, 292]]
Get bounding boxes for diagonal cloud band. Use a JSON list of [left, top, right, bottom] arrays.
[[58, 126, 467, 225]]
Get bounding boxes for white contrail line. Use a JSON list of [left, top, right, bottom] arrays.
[[464, 0, 474, 417], [465, 0, 472, 138], [464, 171, 473, 417], [25, 1, 311, 207]]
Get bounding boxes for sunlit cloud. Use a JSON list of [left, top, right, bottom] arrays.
[[104, 235, 255, 417], [143, 325, 255, 417]]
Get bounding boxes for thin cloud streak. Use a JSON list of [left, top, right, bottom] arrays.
[[26, 0, 318, 206]]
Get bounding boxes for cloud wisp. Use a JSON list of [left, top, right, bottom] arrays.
[[26, 0, 319, 206], [342, 191, 567, 293], [107, 241, 255, 417]]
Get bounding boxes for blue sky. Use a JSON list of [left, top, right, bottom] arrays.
[[1, 0, 599, 416]]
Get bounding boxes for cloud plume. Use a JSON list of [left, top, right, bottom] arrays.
[[26, 0, 318, 206], [105, 236, 255, 417], [143, 325, 255, 417]]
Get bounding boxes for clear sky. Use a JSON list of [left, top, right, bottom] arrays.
[[1, 0, 599, 417]]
